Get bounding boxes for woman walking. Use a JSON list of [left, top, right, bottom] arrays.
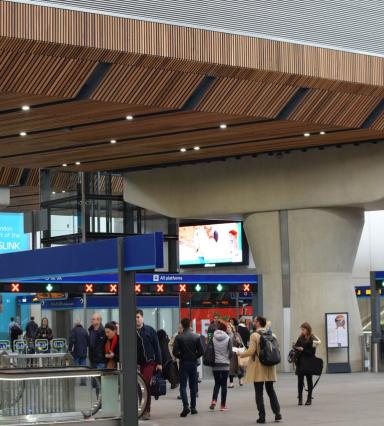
[[104, 322, 119, 368], [294, 322, 321, 406], [210, 322, 233, 411], [227, 323, 244, 388]]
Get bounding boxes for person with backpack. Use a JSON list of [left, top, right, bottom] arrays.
[[10, 319, 22, 351], [25, 316, 38, 354], [238, 316, 282, 424], [209, 322, 233, 412], [172, 318, 204, 417], [294, 322, 321, 406]]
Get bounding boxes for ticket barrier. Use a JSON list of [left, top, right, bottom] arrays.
[[0, 367, 120, 423]]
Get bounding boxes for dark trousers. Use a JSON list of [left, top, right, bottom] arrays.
[[298, 374, 313, 398], [254, 381, 280, 420], [179, 361, 198, 409], [212, 371, 229, 406]]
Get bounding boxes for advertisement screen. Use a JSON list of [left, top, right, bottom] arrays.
[[179, 222, 244, 266], [326, 312, 349, 348], [0, 213, 30, 254]]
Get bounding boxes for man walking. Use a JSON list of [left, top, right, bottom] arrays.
[[88, 314, 106, 396], [136, 309, 162, 421], [238, 316, 282, 424], [70, 319, 89, 385], [173, 318, 204, 418]]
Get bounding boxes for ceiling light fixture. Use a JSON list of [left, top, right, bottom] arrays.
[[194, 146, 200, 151], [19, 131, 27, 137], [320, 131, 326, 135], [110, 139, 117, 144], [75, 162, 81, 166], [126, 115, 134, 120], [52, 191, 56, 195], [62, 163, 67, 167], [304, 132, 310, 137], [21, 105, 30, 111], [180, 148, 187, 152], [62, 190, 66, 193], [220, 124, 227, 129]]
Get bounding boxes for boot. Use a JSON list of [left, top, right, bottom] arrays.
[[305, 395, 312, 406], [298, 396, 303, 406]]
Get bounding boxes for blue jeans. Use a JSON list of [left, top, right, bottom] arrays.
[[74, 357, 87, 385], [179, 361, 198, 410]]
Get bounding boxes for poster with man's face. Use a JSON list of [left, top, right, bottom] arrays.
[[326, 313, 349, 348]]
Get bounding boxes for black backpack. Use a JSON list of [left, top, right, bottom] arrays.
[[203, 338, 215, 367], [257, 332, 281, 366]]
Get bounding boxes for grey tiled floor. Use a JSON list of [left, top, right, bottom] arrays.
[[145, 373, 384, 425]]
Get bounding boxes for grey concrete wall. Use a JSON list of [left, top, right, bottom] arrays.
[[124, 144, 384, 218]]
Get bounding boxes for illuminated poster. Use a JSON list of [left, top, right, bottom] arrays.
[[0, 213, 30, 254], [326, 313, 349, 348]]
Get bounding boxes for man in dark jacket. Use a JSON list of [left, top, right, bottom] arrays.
[[70, 319, 89, 385], [136, 309, 162, 421], [173, 318, 204, 418], [88, 313, 106, 368], [237, 317, 251, 348], [25, 317, 38, 354], [88, 313, 106, 396]]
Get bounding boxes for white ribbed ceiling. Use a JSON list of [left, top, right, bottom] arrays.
[[10, 0, 384, 57]]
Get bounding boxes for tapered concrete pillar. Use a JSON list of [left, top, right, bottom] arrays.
[[245, 208, 364, 372], [288, 208, 364, 371], [244, 212, 284, 353]]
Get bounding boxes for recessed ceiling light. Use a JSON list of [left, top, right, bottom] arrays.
[[304, 132, 310, 137], [62, 163, 67, 167], [320, 131, 326, 135], [19, 131, 27, 137], [194, 146, 200, 151], [126, 115, 134, 120], [52, 191, 56, 195], [21, 105, 30, 111], [62, 190, 66, 193], [75, 161, 81, 165], [110, 139, 117, 144], [180, 148, 187, 152], [220, 124, 227, 129]]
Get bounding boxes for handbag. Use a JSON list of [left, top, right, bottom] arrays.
[[297, 356, 324, 391], [236, 345, 249, 369], [150, 372, 167, 400]]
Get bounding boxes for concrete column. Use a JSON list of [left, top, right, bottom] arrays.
[[244, 212, 284, 356], [288, 208, 364, 371]]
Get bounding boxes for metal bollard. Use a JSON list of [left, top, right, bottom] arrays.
[[371, 341, 379, 373]]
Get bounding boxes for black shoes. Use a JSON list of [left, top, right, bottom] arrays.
[[305, 398, 312, 406], [256, 419, 266, 424], [180, 408, 191, 417], [298, 396, 303, 406], [275, 413, 282, 422], [191, 408, 198, 415]]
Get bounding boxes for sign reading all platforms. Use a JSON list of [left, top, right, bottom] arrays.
[[0, 213, 30, 254]]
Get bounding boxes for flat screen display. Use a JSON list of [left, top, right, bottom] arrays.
[[179, 222, 245, 266]]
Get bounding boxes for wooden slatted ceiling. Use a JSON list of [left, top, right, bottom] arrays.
[[0, 112, 254, 158], [0, 93, 63, 111], [0, 50, 96, 98], [0, 122, 365, 169], [92, 65, 203, 108], [5, 185, 40, 212], [75, 129, 384, 172], [288, 90, 382, 128], [0, 100, 162, 137], [0, 167, 23, 185], [196, 79, 298, 117], [2, 1, 384, 92]]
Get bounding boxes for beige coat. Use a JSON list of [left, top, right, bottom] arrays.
[[239, 329, 277, 383]]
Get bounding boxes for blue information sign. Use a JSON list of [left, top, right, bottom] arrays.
[[0, 213, 30, 254]]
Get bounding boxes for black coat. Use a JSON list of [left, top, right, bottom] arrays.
[[173, 330, 204, 363], [137, 324, 162, 366], [237, 324, 251, 347], [88, 325, 106, 364], [36, 326, 53, 341], [25, 321, 38, 339], [69, 325, 89, 358], [295, 335, 316, 375]]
